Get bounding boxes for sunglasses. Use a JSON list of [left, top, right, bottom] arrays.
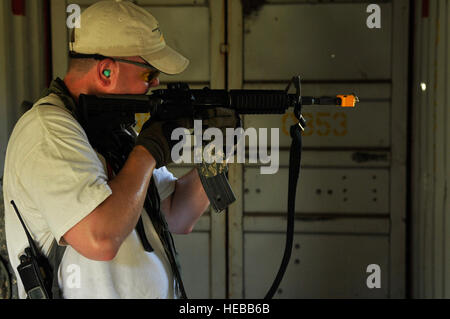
[[69, 51, 161, 82]]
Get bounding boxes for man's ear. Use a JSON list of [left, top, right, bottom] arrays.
[[97, 58, 117, 89]]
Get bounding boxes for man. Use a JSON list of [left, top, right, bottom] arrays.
[[3, 0, 236, 299]]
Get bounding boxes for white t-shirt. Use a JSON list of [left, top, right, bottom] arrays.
[[3, 93, 178, 299]]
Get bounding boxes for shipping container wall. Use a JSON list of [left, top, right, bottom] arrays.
[[0, 0, 47, 189], [411, 0, 450, 299]]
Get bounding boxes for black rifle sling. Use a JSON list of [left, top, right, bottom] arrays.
[[264, 122, 303, 299], [47, 240, 66, 298], [144, 178, 187, 299]]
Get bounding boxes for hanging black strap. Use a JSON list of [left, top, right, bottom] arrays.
[[47, 240, 66, 298], [135, 217, 154, 252], [144, 178, 187, 299], [264, 123, 303, 299]]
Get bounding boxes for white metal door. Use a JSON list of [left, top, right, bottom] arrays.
[[227, 0, 409, 299]]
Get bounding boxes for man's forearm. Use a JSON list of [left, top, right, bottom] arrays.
[[165, 168, 210, 234], [101, 145, 156, 242], [64, 145, 156, 260]]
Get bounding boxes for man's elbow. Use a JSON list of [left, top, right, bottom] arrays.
[[181, 225, 194, 235], [88, 237, 120, 261], [169, 223, 193, 235], [65, 234, 120, 261]]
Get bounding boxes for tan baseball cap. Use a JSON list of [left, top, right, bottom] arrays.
[[70, 0, 189, 74]]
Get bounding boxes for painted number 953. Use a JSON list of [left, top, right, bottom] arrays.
[[282, 111, 348, 137]]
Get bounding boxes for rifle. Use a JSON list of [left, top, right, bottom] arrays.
[[78, 76, 357, 211], [78, 76, 358, 298]]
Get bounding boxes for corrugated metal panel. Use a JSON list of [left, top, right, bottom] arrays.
[[0, 0, 47, 299], [0, 0, 47, 186], [412, 0, 450, 299]]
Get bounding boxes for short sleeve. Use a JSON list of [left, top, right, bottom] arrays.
[[152, 167, 178, 201], [19, 106, 112, 244]]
